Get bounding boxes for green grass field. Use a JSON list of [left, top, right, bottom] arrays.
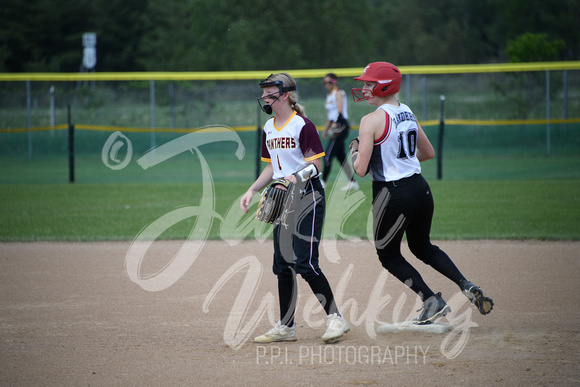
[[1, 179, 578, 242], [1, 123, 579, 242]]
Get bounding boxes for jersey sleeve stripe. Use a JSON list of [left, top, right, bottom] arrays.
[[304, 152, 325, 162]]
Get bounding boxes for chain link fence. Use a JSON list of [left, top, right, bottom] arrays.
[[1, 65, 579, 183]]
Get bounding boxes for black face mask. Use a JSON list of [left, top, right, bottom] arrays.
[[262, 103, 274, 115], [257, 75, 296, 115], [257, 92, 281, 115]]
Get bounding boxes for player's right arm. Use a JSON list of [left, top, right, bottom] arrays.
[[240, 163, 274, 213], [322, 119, 331, 140], [353, 110, 383, 177]]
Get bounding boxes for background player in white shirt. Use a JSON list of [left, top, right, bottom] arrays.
[[240, 73, 349, 343], [350, 62, 494, 324], [321, 73, 358, 191]]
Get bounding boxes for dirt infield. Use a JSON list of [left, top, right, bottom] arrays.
[[1, 240, 579, 386]]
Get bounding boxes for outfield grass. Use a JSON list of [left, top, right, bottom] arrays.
[[3, 153, 580, 185], [1, 179, 578, 242]]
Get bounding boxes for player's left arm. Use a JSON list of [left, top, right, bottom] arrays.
[[294, 122, 325, 182], [310, 157, 322, 174], [352, 112, 379, 177], [416, 122, 435, 162], [287, 156, 322, 183]]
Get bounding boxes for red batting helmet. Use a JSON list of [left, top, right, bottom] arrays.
[[352, 62, 402, 101]]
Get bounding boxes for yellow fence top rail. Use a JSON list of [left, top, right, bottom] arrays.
[[2, 118, 579, 134], [0, 62, 579, 82]]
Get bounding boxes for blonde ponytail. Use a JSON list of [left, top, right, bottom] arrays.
[[292, 102, 305, 116]]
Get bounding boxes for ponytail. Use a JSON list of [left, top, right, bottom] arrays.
[[292, 102, 305, 116]]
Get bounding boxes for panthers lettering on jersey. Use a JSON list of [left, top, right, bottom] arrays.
[[261, 111, 325, 179], [369, 102, 421, 182], [266, 137, 297, 150]]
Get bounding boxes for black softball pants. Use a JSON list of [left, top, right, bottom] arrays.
[[372, 174, 466, 301]]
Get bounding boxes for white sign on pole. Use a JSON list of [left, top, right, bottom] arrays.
[[82, 32, 97, 70]]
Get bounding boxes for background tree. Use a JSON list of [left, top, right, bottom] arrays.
[[0, 0, 577, 72], [493, 32, 567, 119], [138, 0, 375, 71], [91, 0, 148, 72]]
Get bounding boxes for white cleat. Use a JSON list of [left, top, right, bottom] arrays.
[[254, 321, 298, 343], [322, 313, 350, 343]]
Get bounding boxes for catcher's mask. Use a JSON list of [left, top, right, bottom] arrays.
[[257, 74, 296, 114], [351, 62, 402, 102]]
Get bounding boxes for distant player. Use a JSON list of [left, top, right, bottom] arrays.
[[321, 73, 358, 191], [240, 73, 349, 342], [349, 62, 494, 324]]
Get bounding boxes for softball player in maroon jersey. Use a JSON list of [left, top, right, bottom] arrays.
[[240, 73, 349, 343], [350, 62, 494, 324]]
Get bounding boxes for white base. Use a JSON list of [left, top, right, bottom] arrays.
[[377, 321, 455, 334]]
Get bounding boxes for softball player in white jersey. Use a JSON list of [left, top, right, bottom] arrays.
[[240, 73, 349, 343], [350, 62, 494, 324], [321, 73, 358, 190]]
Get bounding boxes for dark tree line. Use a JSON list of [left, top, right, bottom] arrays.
[[1, 0, 577, 73]]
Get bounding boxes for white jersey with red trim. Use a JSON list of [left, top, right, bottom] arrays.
[[261, 111, 325, 179], [369, 102, 421, 182], [325, 88, 349, 122]]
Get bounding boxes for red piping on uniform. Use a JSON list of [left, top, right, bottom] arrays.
[[374, 111, 391, 145]]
